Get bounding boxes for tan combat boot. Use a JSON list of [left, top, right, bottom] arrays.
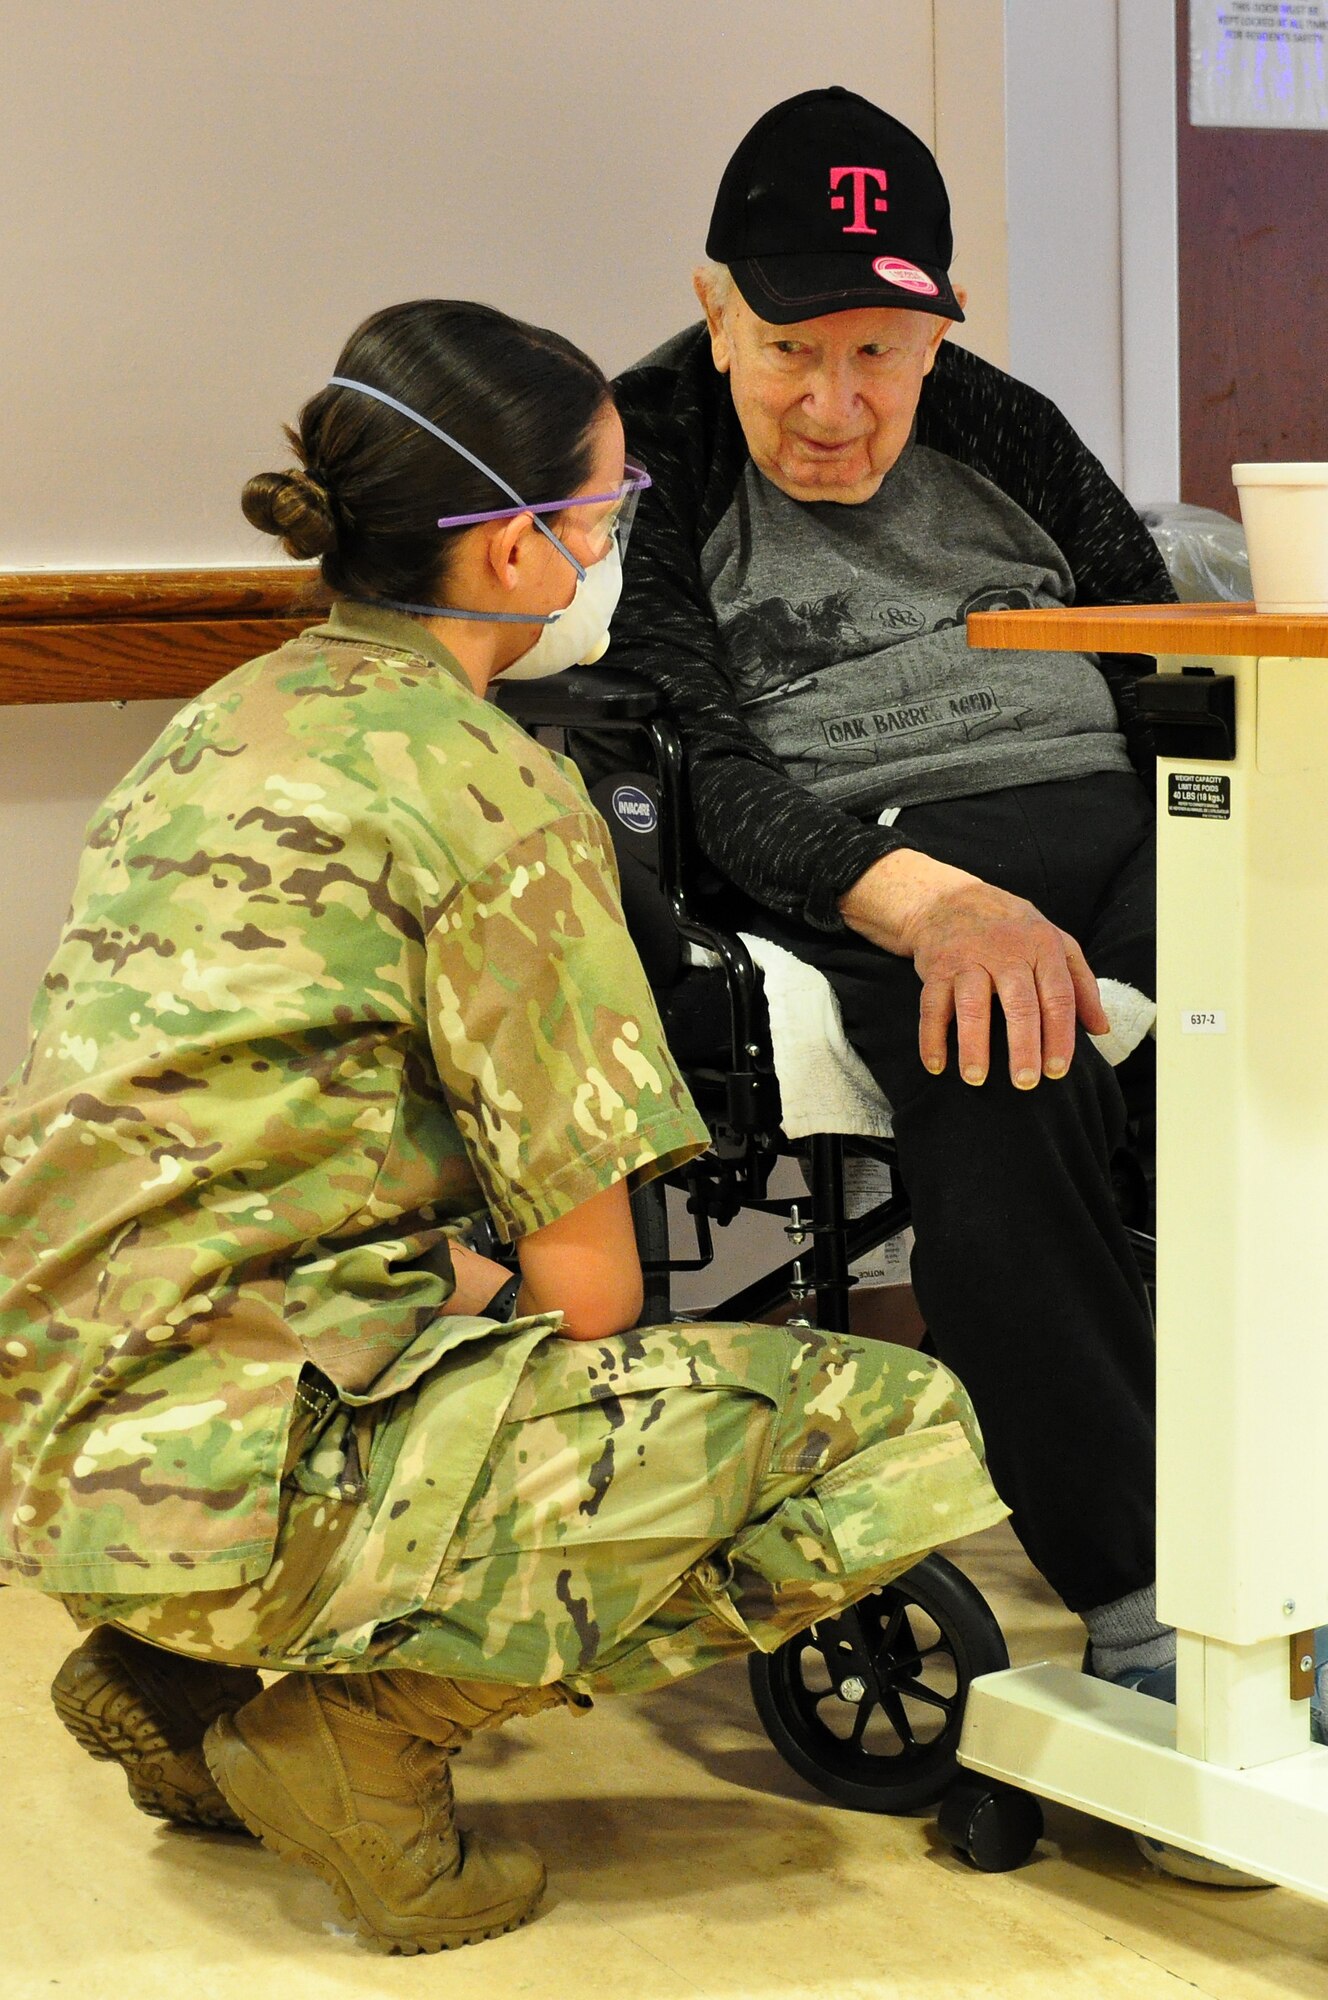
[[203, 1668, 580, 1952], [51, 1625, 261, 1832]]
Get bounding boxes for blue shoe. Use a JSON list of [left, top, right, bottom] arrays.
[[1105, 1658, 1176, 1703], [1085, 1646, 1271, 1888], [1082, 1640, 1174, 1703]]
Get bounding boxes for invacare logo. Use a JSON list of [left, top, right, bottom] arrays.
[[612, 784, 658, 834], [873, 256, 939, 297]]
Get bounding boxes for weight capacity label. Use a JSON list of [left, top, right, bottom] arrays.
[[1168, 773, 1230, 819]]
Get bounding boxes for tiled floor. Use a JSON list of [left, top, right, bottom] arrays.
[[4, 1521, 1328, 2000]]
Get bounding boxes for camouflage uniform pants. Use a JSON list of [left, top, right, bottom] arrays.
[[62, 1322, 1006, 1697]]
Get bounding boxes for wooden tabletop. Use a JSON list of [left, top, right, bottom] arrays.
[[967, 602, 1328, 658]]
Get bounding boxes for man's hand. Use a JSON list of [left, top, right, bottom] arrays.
[[838, 849, 1109, 1088]]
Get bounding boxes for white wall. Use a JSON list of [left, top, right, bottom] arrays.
[[1, 0, 1017, 573], [937, 0, 1010, 371], [1118, 0, 1181, 505], [0, 701, 181, 1068], [4, 0, 937, 569], [1004, 0, 1179, 500], [1005, 0, 1126, 476], [0, 0, 1010, 1077]]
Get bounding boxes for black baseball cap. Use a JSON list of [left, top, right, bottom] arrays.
[[706, 86, 964, 325]]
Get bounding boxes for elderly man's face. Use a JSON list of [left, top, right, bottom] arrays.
[[699, 288, 952, 505]]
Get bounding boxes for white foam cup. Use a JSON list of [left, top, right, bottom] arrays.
[[1232, 462, 1328, 614]]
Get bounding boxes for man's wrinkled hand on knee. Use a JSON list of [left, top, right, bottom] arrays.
[[838, 848, 1110, 1088]]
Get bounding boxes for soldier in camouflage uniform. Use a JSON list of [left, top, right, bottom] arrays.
[[0, 300, 1005, 1954]]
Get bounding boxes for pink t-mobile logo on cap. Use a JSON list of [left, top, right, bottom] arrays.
[[828, 165, 888, 235]]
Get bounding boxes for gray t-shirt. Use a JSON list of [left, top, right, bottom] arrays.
[[700, 439, 1132, 815]]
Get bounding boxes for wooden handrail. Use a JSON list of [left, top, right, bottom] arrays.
[[0, 567, 327, 705], [0, 566, 323, 625], [14, 582, 1328, 707]]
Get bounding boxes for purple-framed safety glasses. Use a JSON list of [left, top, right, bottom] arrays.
[[436, 461, 652, 559], [328, 374, 650, 588]]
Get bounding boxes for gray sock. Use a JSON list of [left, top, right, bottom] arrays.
[[1084, 1582, 1175, 1681]]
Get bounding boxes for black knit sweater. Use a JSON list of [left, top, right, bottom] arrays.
[[610, 325, 1175, 932]]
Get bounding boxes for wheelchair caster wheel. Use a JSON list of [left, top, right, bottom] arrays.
[[938, 1775, 1044, 1872], [749, 1553, 1008, 1814]]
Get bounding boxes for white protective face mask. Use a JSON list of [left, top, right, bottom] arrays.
[[495, 539, 623, 681]]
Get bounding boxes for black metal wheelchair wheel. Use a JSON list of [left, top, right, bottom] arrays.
[[748, 1552, 1009, 1814]]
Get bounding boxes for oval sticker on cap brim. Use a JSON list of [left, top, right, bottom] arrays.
[[873, 256, 940, 297]]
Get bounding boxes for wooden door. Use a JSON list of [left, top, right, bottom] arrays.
[[1177, 0, 1328, 515]]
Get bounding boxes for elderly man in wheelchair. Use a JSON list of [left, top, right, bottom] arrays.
[[504, 86, 1185, 1846]]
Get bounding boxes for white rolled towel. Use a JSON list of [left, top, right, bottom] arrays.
[[686, 939, 1155, 1138]]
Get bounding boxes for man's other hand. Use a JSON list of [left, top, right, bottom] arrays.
[[838, 850, 1110, 1088]]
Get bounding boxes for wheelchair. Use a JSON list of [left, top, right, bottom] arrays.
[[495, 665, 1155, 1854]]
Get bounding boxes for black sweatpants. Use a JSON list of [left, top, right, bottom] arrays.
[[744, 771, 1157, 1615]]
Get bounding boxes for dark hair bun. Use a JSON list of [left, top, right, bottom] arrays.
[[245, 301, 609, 604], [241, 468, 337, 560]]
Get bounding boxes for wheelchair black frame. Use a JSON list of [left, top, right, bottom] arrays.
[[497, 669, 923, 1336], [497, 669, 1155, 1337]]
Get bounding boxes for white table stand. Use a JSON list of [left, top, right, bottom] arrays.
[[942, 604, 1328, 1900]]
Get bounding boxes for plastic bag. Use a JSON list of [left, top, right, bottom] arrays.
[[1138, 502, 1252, 604]]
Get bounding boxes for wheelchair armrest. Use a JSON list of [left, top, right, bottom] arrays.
[[671, 917, 767, 1092], [495, 665, 663, 729]]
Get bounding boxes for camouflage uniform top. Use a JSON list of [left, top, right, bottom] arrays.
[[0, 603, 708, 1596]]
